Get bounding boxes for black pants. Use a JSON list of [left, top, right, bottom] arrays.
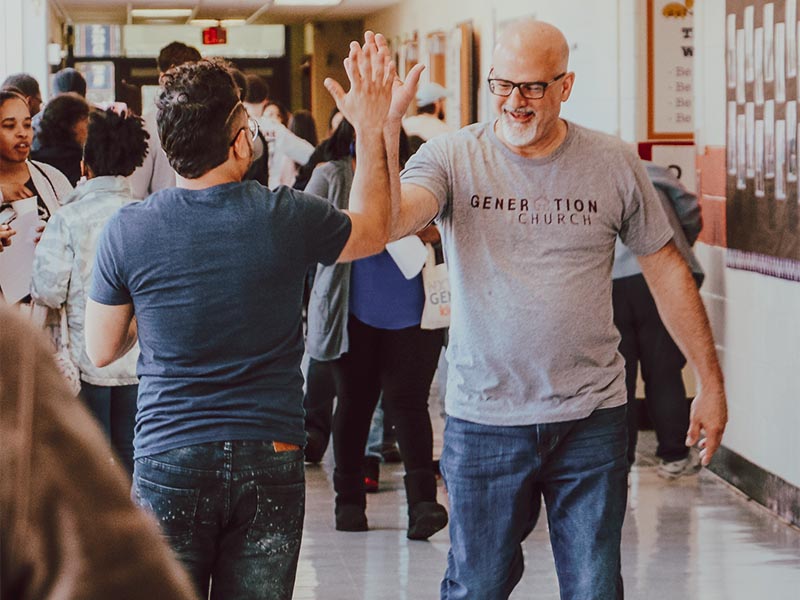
[[303, 359, 336, 442], [612, 274, 692, 464], [330, 315, 444, 506]]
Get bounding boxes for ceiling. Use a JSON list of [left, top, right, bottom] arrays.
[[51, 0, 400, 25]]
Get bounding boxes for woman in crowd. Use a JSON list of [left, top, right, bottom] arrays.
[[0, 88, 72, 222], [305, 118, 448, 540], [31, 108, 149, 475], [31, 92, 90, 186]]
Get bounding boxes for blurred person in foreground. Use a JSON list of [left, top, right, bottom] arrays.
[[0, 302, 198, 600]]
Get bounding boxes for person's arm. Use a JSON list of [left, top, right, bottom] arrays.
[[273, 123, 316, 166], [373, 36, 441, 241], [30, 214, 72, 308], [638, 241, 728, 465], [85, 300, 137, 367], [323, 32, 396, 263]]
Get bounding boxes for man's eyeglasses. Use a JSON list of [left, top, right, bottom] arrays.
[[225, 102, 259, 146], [487, 71, 567, 100]]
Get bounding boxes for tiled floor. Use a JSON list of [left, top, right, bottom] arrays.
[[293, 422, 800, 599]]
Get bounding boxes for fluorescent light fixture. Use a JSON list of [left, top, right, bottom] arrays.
[[273, 0, 342, 6], [130, 8, 193, 18], [190, 18, 246, 27]]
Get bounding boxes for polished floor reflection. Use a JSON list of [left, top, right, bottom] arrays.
[[294, 425, 800, 600]]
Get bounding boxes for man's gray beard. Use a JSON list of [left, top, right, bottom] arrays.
[[499, 114, 539, 147]]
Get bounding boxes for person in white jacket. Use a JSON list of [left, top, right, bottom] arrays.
[[31, 108, 148, 475]]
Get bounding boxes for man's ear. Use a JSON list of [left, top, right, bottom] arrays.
[[231, 128, 253, 163]]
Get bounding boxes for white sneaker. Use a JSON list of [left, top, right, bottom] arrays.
[[657, 450, 701, 480]]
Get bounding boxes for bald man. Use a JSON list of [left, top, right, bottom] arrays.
[[377, 19, 727, 599]]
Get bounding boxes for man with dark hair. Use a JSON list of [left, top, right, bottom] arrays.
[[1, 73, 42, 116], [130, 41, 201, 199], [85, 35, 419, 598], [157, 41, 202, 74], [243, 73, 270, 118], [52, 67, 87, 97], [31, 92, 90, 185]]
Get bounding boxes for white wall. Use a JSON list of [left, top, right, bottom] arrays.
[[1, 0, 51, 97], [366, 0, 640, 140], [695, 0, 800, 488]]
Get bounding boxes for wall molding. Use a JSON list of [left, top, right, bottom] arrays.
[[708, 446, 800, 528]]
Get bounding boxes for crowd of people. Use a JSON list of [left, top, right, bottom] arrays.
[[0, 20, 727, 600]]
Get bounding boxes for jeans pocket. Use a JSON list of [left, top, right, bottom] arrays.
[[134, 476, 200, 552], [246, 481, 305, 558]]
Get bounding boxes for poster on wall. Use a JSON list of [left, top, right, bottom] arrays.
[[648, 0, 695, 139], [726, 0, 800, 281]]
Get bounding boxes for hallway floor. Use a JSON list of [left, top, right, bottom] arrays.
[[293, 425, 800, 599]]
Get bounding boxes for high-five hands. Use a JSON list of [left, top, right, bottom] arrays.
[[324, 31, 396, 132]]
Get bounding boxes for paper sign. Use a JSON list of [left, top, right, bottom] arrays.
[[0, 210, 41, 304], [386, 235, 428, 279]]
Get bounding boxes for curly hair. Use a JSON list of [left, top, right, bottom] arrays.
[[36, 93, 89, 147], [156, 58, 240, 179], [83, 109, 149, 177]]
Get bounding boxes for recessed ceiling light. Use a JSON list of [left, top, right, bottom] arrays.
[[190, 19, 219, 27], [221, 19, 247, 26], [130, 8, 193, 19], [273, 0, 342, 6]]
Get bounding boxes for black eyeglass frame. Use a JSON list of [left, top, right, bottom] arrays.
[[487, 71, 567, 100]]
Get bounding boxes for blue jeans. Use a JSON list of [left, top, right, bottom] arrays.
[[440, 406, 628, 600], [133, 440, 305, 600], [81, 382, 138, 475]]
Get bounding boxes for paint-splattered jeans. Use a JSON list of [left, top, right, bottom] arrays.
[[133, 440, 305, 600]]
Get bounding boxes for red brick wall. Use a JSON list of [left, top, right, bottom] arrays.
[[696, 146, 726, 247]]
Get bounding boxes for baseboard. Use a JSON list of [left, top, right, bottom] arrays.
[[708, 446, 800, 528]]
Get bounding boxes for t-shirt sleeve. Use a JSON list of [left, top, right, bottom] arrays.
[[400, 136, 452, 221], [289, 189, 352, 267], [89, 214, 132, 305], [618, 154, 674, 256]]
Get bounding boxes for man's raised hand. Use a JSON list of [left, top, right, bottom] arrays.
[[324, 31, 396, 133]]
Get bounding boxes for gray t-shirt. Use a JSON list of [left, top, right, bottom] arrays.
[[401, 121, 673, 425]]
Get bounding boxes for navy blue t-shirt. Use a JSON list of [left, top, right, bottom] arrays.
[[90, 181, 351, 458], [349, 250, 424, 329]]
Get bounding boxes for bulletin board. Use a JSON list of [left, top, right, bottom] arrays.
[[726, 0, 800, 281]]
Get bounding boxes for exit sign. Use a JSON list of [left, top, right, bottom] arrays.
[[202, 26, 227, 45]]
